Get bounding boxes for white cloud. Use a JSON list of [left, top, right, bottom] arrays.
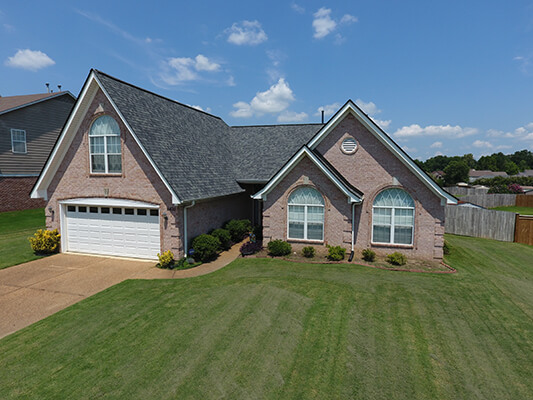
[[487, 123, 533, 139], [394, 124, 478, 138], [373, 119, 391, 129], [161, 54, 220, 84], [226, 75, 236, 87], [430, 141, 443, 148], [190, 104, 212, 113], [340, 14, 358, 24], [315, 102, 341, 117], [277, 111, 308, 123], [355, 99, 381, 116], [313, 7, 336, 39], [473, 140, 493, 148], [402, 146, 417, 154], [291, 3, 305, 13], [226, 20, 267, 46], [231, 78, 295, 118], [5, 49, 55, 71]]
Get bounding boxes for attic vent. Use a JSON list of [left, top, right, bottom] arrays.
[[341, 137, 358, 154]]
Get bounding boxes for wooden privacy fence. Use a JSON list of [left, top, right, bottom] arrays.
[[516, 194, 533, 208], [445, 186, 489, 196], [445, 206, 516, 242], [515, 215, 533, 246], [459, 194, 516, 208]]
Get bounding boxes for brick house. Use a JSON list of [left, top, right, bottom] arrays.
[[31, 70, 456, 260], [0, 91, 76, 212]]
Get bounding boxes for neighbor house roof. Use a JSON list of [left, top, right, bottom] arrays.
[[228, 124, 322, 182], [0, 92, 76, 115], [469, 169, 508, 178]]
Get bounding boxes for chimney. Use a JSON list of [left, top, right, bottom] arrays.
[[57, 84, 62, 92], [321, 110, 325, 124], [45, 83, 50, 93]]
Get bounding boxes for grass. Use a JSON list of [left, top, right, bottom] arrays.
[[0, 208, 45, 270], [0, 235, 532, 399], [490, 205, 533, 215]]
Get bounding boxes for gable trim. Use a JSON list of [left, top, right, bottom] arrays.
[[31, 71, 181, 205], [252, 146, 363, 204], [307, 100, 458, 205]]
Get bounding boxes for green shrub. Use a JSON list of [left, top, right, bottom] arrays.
[[157, 250, 175, 269], [267, 239, 292, 256], [191, 234, 221, 262], [302, 246, 316, 258], [443, 240, 451, 255], [224, 219, 252, 242], [211, 228, 232, 251], [362, 248, 376, 262], [386, 252, 407, 266], [327, 245, 346, 261], [28, 229, 61, 254]]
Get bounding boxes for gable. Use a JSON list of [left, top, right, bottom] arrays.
[[308, 101, 457, 205]]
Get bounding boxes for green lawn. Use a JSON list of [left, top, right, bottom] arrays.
[[490, 205, 533, 215], [0, 235, 532, 399], [0, 208, 45, 270]]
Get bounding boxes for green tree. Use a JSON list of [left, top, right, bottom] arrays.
[[504, 161, 519, 175], [443, 160, 470, 185]]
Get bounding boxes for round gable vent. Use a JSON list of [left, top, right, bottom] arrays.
[[341, 137, 358, 154]]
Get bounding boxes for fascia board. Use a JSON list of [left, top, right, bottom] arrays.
[[92, 74, 182, 205]]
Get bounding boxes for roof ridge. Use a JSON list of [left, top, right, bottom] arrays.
[[231, 123, 323, 128], [92, 69, 224, 121]]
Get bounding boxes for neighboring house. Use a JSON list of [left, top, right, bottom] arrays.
[[31, 70, 456, 261], [469, 169, 508, 182], [516, 169, 533, 178], [0, 91, 76, 212], [431, 170, 445, 180]]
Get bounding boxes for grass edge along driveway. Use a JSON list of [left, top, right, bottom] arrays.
[[0, 234, 532, 399]]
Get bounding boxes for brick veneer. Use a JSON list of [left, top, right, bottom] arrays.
[[263, 114, 445, 260], [0, 177, 45, 212]]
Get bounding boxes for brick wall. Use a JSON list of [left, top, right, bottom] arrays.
[[0, 177, 45, 212], [264, 113, 445, 260]]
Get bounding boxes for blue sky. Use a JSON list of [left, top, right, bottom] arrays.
[[2, 1, 533, 160]]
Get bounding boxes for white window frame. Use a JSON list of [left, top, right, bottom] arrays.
[[11, 129, 27, 154], [371, 189, 414, 245], [89, 116, 122, 174], [287, 188, 325, 242]]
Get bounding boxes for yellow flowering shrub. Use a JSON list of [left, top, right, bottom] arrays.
[[157, 250, 175, 268], [28, 229, 61, 254]]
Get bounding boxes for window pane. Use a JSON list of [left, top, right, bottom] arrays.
[[90, 136, 105, 154], [137, 209, 147, 216], [289, 222, 304, 239], [373, 208, 392, 225], [307, 206, 324, 222], [373, 225, 391, 243], [90, 115, 120, 136], [108, 155, 122, 173], [13, 141, 26, 153], [106, 136, 121, 154], [113, 208, 122, 214], [150, 209, 158, 216], [101, 207, 110, 214], [78, 206, 87, 212], [307, 223, 323, 240], [91, 155, 105, 173], [67, 205, 75, 212], [394, 208, 414, 226], [288, 187, 324, 205], [394, 227, 413, 244], [288, 205, 304, 222], [125, 208, 134, 215]]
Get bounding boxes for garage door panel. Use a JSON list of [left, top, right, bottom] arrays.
[[65, 204, 160, 259]]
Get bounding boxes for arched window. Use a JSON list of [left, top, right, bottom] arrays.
[[89, 115, 121, 173], [372, 188, 414, 245], [288, 187, 324, 241]]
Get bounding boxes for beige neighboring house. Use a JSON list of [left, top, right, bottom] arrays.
[[31, 70, 456, 261], [468, 169, 508, 182], [0, 91, 76, 212]]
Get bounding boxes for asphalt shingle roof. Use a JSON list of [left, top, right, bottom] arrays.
[[0, 92, 73, 115], [94, 70, 324, 201]]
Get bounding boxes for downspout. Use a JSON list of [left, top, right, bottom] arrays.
[[348, 202, 355, 262], [183, 201, 196, 256]]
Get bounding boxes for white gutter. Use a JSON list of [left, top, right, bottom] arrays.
[[183, 201, 196, 256]]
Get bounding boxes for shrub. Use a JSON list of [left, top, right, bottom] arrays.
[[240, 241, 262, 256], [224, 219, 252, 242], [386, 252, 407, 266], [302, 246, 316, 258], [443, 240, 451, 255], [157, 250, 175, 269], [267, 239, 292, 256], [211, 228, 232, 251], [362, 248, 376, 262], [327, 245, 346, 261], [29, 229, 61, 254], [253, 225, 263, 241], [191, 234, 221, 262]]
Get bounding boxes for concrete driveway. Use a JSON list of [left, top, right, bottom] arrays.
[[0, 254, 154, 339]]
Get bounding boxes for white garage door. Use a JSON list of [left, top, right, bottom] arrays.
[[64, 202, 160, 259]]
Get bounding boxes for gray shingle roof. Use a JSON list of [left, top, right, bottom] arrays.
[[228, 124, 322, 182], [94, 70, 323, 202]]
